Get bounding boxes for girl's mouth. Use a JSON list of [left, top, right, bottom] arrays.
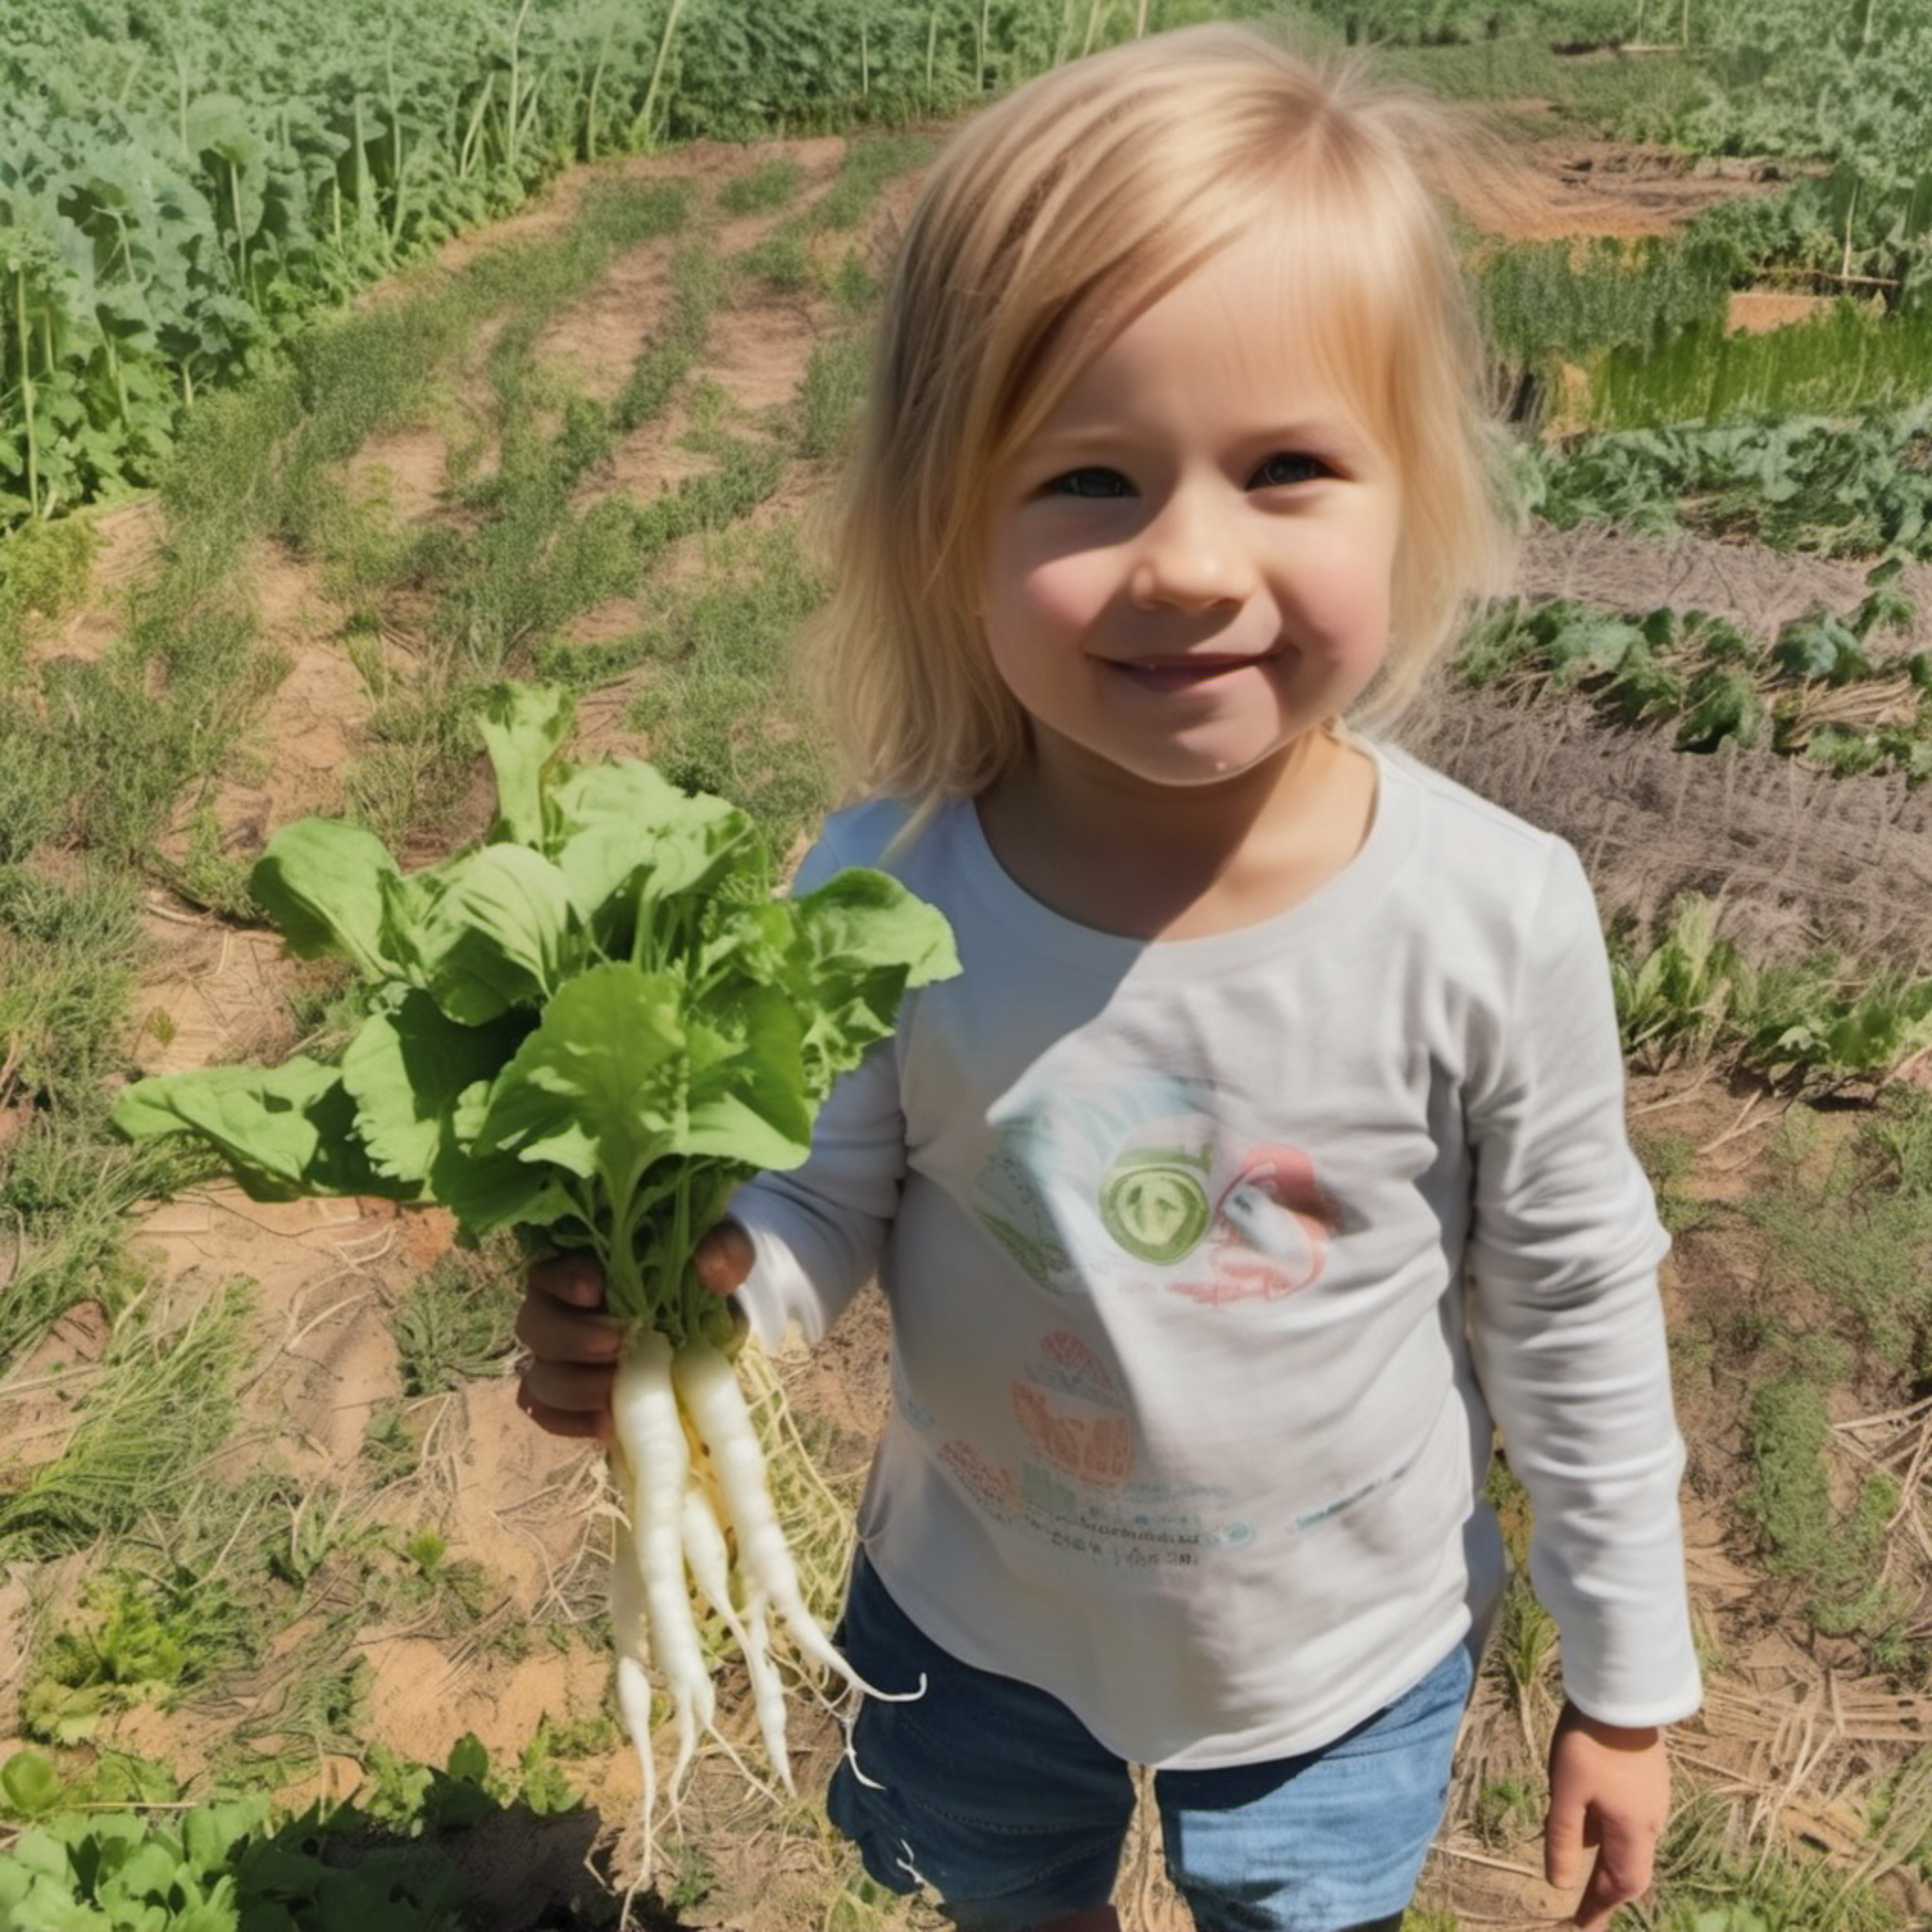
[[1108, 655, 1266, 693]]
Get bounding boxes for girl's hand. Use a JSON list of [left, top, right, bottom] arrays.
[[513, 1224, 756, 1441], [1544, 1702, 1670, 1932]]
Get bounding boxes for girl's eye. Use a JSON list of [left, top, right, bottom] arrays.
[[1043, 466, 1134, 499], [1249, 452, 1329, 488]]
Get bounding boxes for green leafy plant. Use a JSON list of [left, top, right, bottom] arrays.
[[0, 1757, 490, 1931], [391, 1246, 521, 1394], [21, 1568, 244, 1744], [114, 682, 954, 1340], [1525, 407, 1932, 558], [1454, 571, 1929, 784]]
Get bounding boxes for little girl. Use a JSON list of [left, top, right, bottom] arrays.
[[517, 25, 1700, 1932]]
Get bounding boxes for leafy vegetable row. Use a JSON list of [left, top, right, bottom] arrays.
[[1454, 563, 1932, 775], [1523, 406, 1932, 559], [0, 0, 1138, 526], [1612, 895, 1932, 1086]]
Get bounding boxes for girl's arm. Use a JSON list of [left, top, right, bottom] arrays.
[[1461, 842, 1699, 1925]]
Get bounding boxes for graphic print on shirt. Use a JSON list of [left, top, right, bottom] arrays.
[[922, 1070, 1338, 1567], [935, 1328, 1255, 1568], [970, 1068, 1337, 1307]]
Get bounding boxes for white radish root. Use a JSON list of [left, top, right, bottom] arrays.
[[605, 1328, 921, 1882]]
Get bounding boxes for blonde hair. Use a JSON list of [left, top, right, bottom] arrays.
[[809, 22, 1515, 811]]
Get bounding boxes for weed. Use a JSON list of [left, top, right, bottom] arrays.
[[360, 1402, 420, 1487], [612, 239, 721, 434], [1489, 1564, 1560, 1745], [718, 157, 800, 214], [830, 246, 878, 314], [824, 1868, 918, 1932], [21, 1564, 249, 1742], [157, 805, 260, 917], [0, 710, 75, 865], [405, 1526, 448, 1574], [271, 1481, 365, 1588], [1745, 1106, 1932, 1376], [0, 516, 98, 673], [0, 1124, 164, 1375], [0, 858, 144, 1113], [797, 332, 873, 462], [736, 219, 816, 293], [1470, 1774, 1538, 1848], [1633, 1129, 1705, 1236], [1741, 1374, 1912, 1654], [624, 520, 833, 850], [811, 135, 933, 232], [392, 1246, 522, 1396], [1653, 1782, 1905, 1930], [1863, 1086, 1932, 1195], [386, 1525, 490, 1629], [0, 1282, 249, 1562]]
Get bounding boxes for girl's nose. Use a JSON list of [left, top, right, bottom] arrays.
[[1127, 490, 1257, 614]]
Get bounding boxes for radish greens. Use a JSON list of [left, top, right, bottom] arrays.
[[112, 681, 957, 1835]]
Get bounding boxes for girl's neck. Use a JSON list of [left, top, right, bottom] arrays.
[[974, 729, 1377, 941]]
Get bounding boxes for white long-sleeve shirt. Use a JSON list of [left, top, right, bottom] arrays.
[[732, 742, 1702, 1770]]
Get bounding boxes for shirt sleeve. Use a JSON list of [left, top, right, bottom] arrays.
[[1463, 840, 1703, 1728], [726, 823, 909, 1350]]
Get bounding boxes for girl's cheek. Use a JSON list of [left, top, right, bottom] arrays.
[[1031, 558, 1113, 627], [989, 554, 1114, 640]]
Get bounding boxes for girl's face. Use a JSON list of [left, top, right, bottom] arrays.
[[979, 221, 1403, 800]]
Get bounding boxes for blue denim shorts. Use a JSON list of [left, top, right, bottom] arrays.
[[827, 1554, 1473, 1932]]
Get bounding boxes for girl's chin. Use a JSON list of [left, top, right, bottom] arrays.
[[1080, 742, 1310, 795]]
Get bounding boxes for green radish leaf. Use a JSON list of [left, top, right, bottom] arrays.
[[475, 959, 811, 1181], [783, 869, 961, 1091], [478, 681, 576, 850], [389, 844, 577, 1024], [1544, 614, 1639, 685], [112, 1059, 403, 1201], [12, 1823, 84, 1882], [0, 1748, 66, 1819], [682, 986, 814, 1163], [1772, 610, 1868, 682], [110, 1840, 187, 1900], [430, 1137, 585, 1242], [1676, 668, 1765, 753], [473, 962, 689, 1183], [249, 819, 406, 980], [339, 991, 529, 1185], [180, 1801, 265, 1872], [112, 684, 958, 1340], [548, 760, 760, 942]]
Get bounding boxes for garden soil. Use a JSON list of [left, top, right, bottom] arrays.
[[13, 118, 1932, 1932]]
